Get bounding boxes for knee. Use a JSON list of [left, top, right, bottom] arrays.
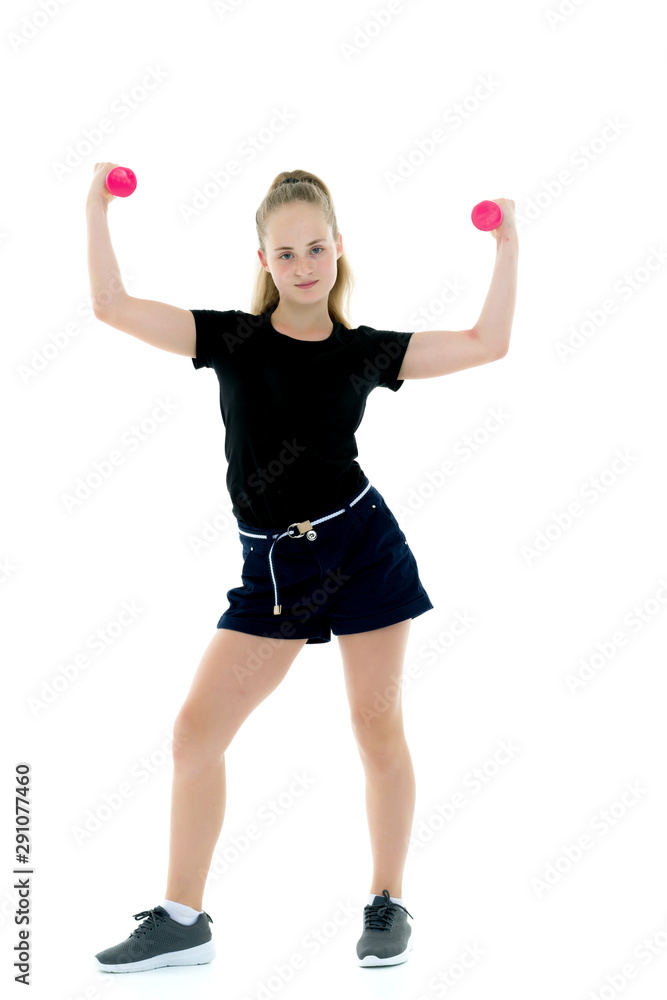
[[172, 704, 224, 767], [350, 709, 405, 762]]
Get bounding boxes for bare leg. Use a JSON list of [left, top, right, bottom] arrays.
[[164, 759, 225, 911], [362, 737, 415, 899], [165, 628, 308, 911], [338, 620, 414, 900]]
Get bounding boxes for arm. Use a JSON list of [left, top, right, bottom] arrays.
[[397, 198, 517, 379], [86, 167, 196, 357], [470, 200, 518, 358]]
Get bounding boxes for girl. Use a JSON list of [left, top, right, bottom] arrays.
[[86, 165, 517, 972]]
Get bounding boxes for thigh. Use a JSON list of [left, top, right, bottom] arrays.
[[338, 619, 411, 736], [174, 628, 308, 753]]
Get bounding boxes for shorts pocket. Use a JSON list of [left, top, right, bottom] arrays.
[[372, 497, 407, 542], [239, 534, 262, 575]]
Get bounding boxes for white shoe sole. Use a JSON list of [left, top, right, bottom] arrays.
[[358, 933, 414, 967], [96, 939, 216, 973]]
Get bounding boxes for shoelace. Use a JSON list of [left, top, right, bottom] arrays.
[[363, 889, 414, 930], [129, 906, 214, 937]]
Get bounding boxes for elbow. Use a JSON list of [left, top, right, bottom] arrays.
[[92, 297, 111, 319], [92, 290, 127, 320], [477, 337, 510, 362], [471, 326, 509, 362], [483, 331, 511, 361]]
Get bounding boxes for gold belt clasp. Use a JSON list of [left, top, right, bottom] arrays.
[[287, 519, 313, 539]]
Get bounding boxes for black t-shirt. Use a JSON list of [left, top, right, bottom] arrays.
[[190, 302, 413, 528]]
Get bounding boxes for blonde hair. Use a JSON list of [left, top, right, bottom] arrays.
[[250, 170, 354, 328]]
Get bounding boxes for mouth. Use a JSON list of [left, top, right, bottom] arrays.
[[295, 280, 317, 288]]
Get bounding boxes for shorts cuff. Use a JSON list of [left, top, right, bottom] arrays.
[[217, 616, 330, 644], [332, 593, 434, 636]]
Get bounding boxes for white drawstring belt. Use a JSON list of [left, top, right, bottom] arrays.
[[238, 480, 372, 614]]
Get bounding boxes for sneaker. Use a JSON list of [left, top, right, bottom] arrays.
[[94, 905, 215, 973], [356, 889, 414, 967]]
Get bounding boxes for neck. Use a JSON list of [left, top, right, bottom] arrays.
[[270, 300, 333, 338]]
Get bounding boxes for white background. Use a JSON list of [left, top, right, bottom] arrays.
[[2, 0, 667, 997]]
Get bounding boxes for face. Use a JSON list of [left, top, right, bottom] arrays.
[[258, 202, 342, 304]]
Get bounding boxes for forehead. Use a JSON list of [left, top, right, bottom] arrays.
[[268, 203, 329, 244]]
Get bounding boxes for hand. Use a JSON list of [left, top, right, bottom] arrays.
[[488, 198, 516, 244], [87, 162, 122, 206]]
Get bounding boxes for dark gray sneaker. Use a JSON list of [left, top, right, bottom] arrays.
[[356, 889, 414, 966], [95, 905, 215, 973]]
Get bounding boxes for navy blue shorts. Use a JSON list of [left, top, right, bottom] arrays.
[[217, 478, 434, 644]]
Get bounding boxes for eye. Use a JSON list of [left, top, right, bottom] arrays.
[[279, 247, 324, 261]]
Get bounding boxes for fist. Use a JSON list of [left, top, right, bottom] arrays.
[[89, 162, 122, 204], [489, 198, 516, 240]]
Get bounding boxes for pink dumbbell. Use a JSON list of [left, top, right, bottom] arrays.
[[471, 200, 503, 231], [105, 166, 137, 198]]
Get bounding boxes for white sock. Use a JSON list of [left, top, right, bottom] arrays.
[[367, 893, 404, 907], [161, 898, 203, 925]]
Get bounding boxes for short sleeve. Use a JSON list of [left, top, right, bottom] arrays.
[[356, 326, 414, 391], [190, 309, 239, 369]]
